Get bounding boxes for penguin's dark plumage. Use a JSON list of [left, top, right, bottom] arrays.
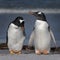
[[12, 17, 24, 27]]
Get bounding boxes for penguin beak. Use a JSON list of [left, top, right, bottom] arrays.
[[29, 11, 34, 15], [29, 11, 38, 16]]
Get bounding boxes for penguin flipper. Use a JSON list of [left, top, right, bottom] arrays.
[[28, 30, 34, 47], [50, 29, 57, 48]]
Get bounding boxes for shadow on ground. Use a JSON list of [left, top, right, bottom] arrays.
[[0, 43, 60, 54]]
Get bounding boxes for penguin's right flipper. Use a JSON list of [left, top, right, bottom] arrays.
[[28, 30, 34, 47]]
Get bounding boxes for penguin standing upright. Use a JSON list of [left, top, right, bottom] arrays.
[[28, 11, 56, 55], [7, 16, 26, 54]]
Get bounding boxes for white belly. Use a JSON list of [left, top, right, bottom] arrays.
[[34, 30, 51, 51], [34, 20, 51, 51], [8, 23, 25, 51]]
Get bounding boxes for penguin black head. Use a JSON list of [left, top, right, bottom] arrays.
[[12, 16, 24, 27], [29, 11, 47, 21]]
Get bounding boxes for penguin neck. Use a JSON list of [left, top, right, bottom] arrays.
[[36, 17, 47, 22], [36, 19, 45, 23], [35, 20, 44, 26], [35, 20, 46, 26], [11, 23, 19, 29], [36, 17, 43, 20]]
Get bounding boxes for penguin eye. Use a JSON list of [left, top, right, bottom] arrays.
[[35, 12, 38, 14]]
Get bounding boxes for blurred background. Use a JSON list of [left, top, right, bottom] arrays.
[[0, 0, 60, 47], [0, 0, 60, 9]]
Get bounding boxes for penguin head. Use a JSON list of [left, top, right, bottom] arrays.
[[29, 11, 47, 21], [12, 16, 24, 27]]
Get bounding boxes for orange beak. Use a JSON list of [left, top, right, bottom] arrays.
[[28, 11, 34, 15]]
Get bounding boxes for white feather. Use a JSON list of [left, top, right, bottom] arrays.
[[8, 23, 25, 51], [34, 20, 51, 51], [29, 20, 56, 53]]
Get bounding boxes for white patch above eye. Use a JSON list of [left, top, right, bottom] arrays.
[[19, 20, 24, 23], [38, 12, 42, 14]]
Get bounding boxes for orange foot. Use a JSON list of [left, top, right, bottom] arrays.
[[35, 50, 41, 55], [15, 51, 22, 55], [10, 50, 22, 55], [42, 50, 49, 55], [10, 50, 15, 54]]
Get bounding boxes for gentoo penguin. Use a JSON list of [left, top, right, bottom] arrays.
[[7, 16, 26, 54], [28, 11, 56, 55]]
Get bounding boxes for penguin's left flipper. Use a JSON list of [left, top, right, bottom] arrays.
[[50, 29, 57, 48]]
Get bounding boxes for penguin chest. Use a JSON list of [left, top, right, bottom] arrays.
[[34, 21, 51, 50], [8, 23, 25, 51], [8, 24, 24, 42]]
